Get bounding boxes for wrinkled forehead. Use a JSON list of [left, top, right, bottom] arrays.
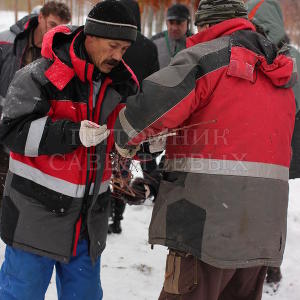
[[87, 35, 131, 47]]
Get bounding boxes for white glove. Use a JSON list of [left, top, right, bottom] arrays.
[[79, 120, 110, 147], [115, 142, 140, 158]]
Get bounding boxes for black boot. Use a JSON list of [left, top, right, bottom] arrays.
[[108, 220, 122, 234], [266, 267, 282, 284]]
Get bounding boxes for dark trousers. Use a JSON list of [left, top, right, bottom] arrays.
[[159, 250, 267, 300], [290, 112, 300, 179], [110, 197, 126, 221]]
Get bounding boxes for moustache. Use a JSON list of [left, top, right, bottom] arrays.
[[104, 59, 120, 67]]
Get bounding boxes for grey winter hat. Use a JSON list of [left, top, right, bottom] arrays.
[[84, 0, 137, 43], [195, 0, 248, 27]]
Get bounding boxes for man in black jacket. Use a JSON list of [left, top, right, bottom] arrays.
[[0, 1, 71, 203], [107, 0, 160, 234]]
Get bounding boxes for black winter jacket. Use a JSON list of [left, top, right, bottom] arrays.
[[123, 32, 159, 84], [121, 0, 159, 83]]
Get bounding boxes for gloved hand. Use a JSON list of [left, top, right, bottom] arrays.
[[79, 120, 110, 147], [120, 178, 151, 205], [115, 142, 140, 158]]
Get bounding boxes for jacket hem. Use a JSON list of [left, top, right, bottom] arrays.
[[7, 239, 71, 263], [149, 237, 283, 269]]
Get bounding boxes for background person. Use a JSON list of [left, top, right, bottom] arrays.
[[151, 3, 191, 69], [0, 1, 71, 205]]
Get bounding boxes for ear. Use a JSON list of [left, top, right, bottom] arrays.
[[38, 13, 43, 24]]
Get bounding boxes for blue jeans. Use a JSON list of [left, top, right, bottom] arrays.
[[0, 240, 102, 300]]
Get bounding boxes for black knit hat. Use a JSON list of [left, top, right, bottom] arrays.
[[195, 0, 248, 27], [167, 4, 191, 21], [84, 0, 137, 42]]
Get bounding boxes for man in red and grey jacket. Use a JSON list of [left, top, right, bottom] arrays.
[[114, 0, 296, 299], [0, 1, 138, 299]]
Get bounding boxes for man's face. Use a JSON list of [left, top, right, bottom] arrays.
[[85, 36, 131, 73], [167, 19, 188, 40], [38, 13, 68, 36]]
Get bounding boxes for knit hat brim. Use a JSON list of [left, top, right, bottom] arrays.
[[84, 17, 137, 42]]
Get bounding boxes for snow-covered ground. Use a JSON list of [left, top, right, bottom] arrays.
[[0, 9, 300, 300]]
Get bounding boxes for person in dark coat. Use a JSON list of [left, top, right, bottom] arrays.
[[0, 1, 138, 299], [108, 0, 160, 234], [122, 0, 159, 83], [0, 1, 71, 203]]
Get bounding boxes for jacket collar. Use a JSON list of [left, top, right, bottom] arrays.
[[10, 14, 38, 36], [187, 18, 256, 48], [13, 15, 38, 55]]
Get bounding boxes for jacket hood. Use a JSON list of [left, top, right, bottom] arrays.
[[10, 14, 38, 35], [120, 0, 141, 32], [187, 18, 295, 89], [247, 0, 286, 47], [229, 30, 296, 89]]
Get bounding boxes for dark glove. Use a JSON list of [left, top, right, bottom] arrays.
[[120, 178, 152, 205]]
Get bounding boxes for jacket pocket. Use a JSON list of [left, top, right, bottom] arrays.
[[11, 174, 73, 215], [163, 250, 198, 295], [152, 172, 187, 221]]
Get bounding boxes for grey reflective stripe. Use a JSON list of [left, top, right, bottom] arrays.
[[25, 116, 48, 157], [89, 181, 110, 195], [93, 80, 102, 108], [85, 17, 137, 30], [164, 157, 289, 181], [9, 158, 110, 197], [119, 107, 138, 138]]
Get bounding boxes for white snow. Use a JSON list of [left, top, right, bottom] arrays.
[[0, 10, 299, 300]]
